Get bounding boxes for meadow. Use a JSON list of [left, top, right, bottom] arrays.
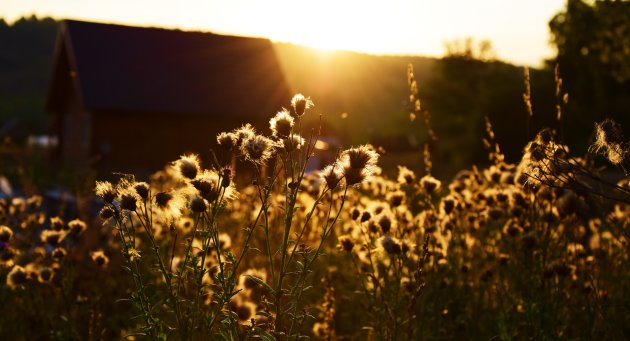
[[1, 65, 630, 341]]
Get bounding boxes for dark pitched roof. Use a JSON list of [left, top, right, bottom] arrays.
[[47, 20, 291, 116]]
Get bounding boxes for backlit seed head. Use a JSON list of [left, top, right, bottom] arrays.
[[6, 265, 28, 289], [134, 182, 150, 200], [397, 166, 416, 185], [321, 163, 344, 189], [95, 181, 117, 203], [51, 247, 67, 261], [217, 132, 238, 151], [291, 93, 313, 117], [420, 175, 441, 194], [67, 219, 87, 237], [241, 135, 275, 165], [0, 225, 13, 243], [338, 235, 355, 252], [41, 230, 65, 246], [120, 193, 139, 211], [270, 109, 294, 137], [379, 235, 402, 255], [175, 154, 200, 180], [155, 192, 174, 209], [233, 124, 256, 147], [49, 216, 65, 231], [90, 250, 109, 268], [189, 196, 208, 213], [99, 206, 115, 220]]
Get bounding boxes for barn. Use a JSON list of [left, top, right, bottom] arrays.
[[46, 20, 292, 176]]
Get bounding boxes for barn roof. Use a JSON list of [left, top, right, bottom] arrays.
[[46, 20, 291, 116]]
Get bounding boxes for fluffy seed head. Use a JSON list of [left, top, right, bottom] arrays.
[[41, 230, 65, 246], [50, 216, 65, 231], [217, 132, 238, 152], [90, 250, 109, 268], [134, 182, 150, 200], [344, 145, 379, 170], [0, 225, 13, 243], [291, 93, 313, 117], [397, 166, 416, 185], [281, 134, 305, 152], [379, 235, 402, 255], [241, 135, 275, 165], [338, 235, 355, 252], [321, 163, 344, 189], [67, 219, 87, 237], [99, 206, 115, 220], [7, 265, 28, 289], [175, 154, 200, 180], [270, 109, 294, 137], [95, 181, 117, 203], [189, 196, 208, 213], [51, 247, 67, 261], [420, 175, 441, 194], [233, 124, 256, 147], [120, 192, 139, 211]]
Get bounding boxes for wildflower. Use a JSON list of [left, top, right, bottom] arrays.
[[321, 163, 344, 190], [216, 132, 238, 152], [99, 206, 116, 220], [220, 166, 233, 188], [342, 145, 379, 186], [50, 216, 65, 231], [38, 267, 53, 283], [90, 250, 109, 268], [387, 191, 405, 207], [51, 247, 67, 261], [337, 235, 354, 252], [377, 213, 394, 234], [281, 134, 305, 152], [119, 192, 139, 212], [233, 124, 256, 147], [441, 196, 456, 215], [41, 230, 65, 246], [134, 182, 150, 200], [95, 181, 117, 203], [360, 211, 372, 222], [189, 196, 208, 213], [269, 109, 294, 137], [191, 178, 219, 203], [591, 119, 627, 165], [126, 248, 142, 261], [291, 93, 313, 117], [67, 219, 87, 237], [397, 166, 416, 185], [379, 235, 402, 255], [174, 154, 201, 180], [0, 225, 12, 243], [6, 265, 28, 289], [420, 175, 441, 194], [241, 135, 275, 165]]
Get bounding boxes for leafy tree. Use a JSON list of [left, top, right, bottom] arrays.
[[549, 0, 630, 150]]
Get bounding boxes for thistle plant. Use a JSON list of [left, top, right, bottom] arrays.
[[95, 94, 379, 339]]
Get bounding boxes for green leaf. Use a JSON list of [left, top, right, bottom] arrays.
[[244, 274, 275, 295]]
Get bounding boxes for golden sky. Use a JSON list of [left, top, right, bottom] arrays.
[[2, 0, 566, 66]]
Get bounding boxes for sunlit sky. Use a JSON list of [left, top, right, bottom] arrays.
[[3, 0, 566, 66]]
